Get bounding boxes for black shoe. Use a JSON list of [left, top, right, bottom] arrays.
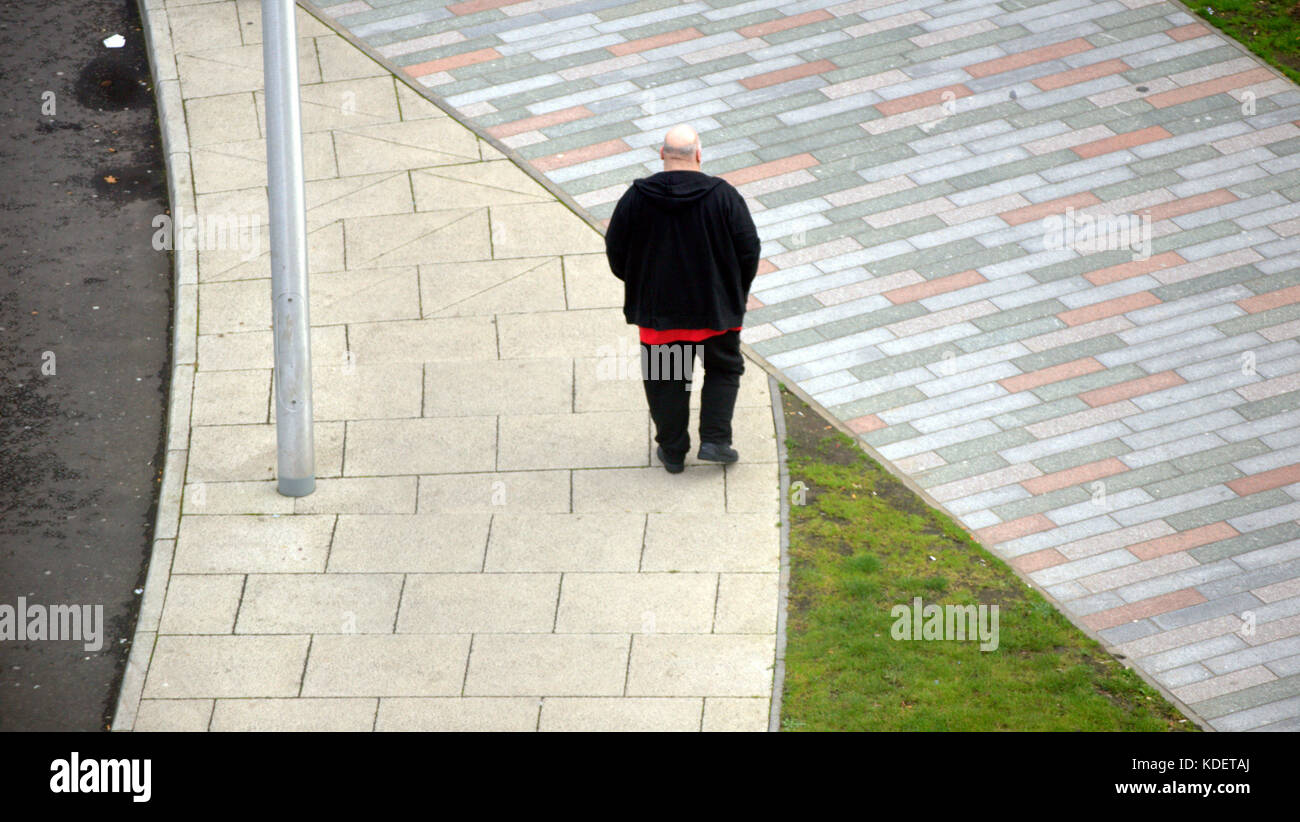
[[698, 441, 739, 464], [657, 445, 685, 474]]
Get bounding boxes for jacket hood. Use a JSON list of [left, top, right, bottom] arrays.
[[633, 171, 725, 213]]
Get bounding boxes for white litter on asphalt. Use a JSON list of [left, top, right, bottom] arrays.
[[103, 34, 125, 48]]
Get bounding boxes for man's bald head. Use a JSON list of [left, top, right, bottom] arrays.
[[660, 124, 701, 170]]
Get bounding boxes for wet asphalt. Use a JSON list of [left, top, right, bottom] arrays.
[[0, 0, 171, 730]]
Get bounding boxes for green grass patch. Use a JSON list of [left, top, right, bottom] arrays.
[[1181, 0, 1300, 83], [778, 389, 1195, 731]]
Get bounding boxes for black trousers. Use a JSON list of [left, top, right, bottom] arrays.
[[640, 330, 744, 460]]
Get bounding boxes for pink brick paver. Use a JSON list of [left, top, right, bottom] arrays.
[[486, 106, 593, 139], [1145, 189, 1238, 222], [1012, 548, 1068, 573], [738, 10, 833, 38], [1129, 523, 1240, 561], [975, 514, 1056, 545], [1078, 371, 1186, 407], [532, 138, 632, 171], [740, 59, 837, 90], [845, 414, 887, 434], [1021, 457, 1130, 495], [1237, 283, 1300, 313], [875, 83, 972, 116], [1071, 125, 1171, 158], [1033, 59, 1130, 91], [998, 357, 1105, 393], [721, 153, 819, 185], [1083, 252, 1185, 285], [1146, 68, 1277, 108], [1001, 192, 1101, 226], [1058, 291, 1161, 326], [1227, 464, 1300, 496], [1167, 22, 1211, 41], [609, 27, 703, 57], [882, 269, 984, 303], [448, 0, 528, 14], [405, 47, 501, 77], [1083, 588, 1207, 631], [965, 37, 1093, 78]]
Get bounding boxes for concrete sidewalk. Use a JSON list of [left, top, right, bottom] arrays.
[[113, 0, 783, 731]]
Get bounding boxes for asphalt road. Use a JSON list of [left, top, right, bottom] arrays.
[[0, 0, 171, 730]]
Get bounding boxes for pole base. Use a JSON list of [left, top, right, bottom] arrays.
[[277, 476, 315, 497]]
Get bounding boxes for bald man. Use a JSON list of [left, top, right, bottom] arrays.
[[605, 125, 761, 474]]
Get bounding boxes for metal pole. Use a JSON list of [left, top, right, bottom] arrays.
[[263, 0, 315, 497]]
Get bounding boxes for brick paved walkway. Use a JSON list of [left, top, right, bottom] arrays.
[[307, 0, 1300, 730]]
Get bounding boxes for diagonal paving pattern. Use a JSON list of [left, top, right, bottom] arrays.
[[309, 0, 1300, 730], [117, 0, 782, 732]]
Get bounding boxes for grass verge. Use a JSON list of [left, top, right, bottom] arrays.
[[777, 387, 1196, 731], [1180, 0, 1300, 83]]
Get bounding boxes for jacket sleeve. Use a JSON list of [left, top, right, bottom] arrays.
[[604, 186, 634, 282], [728, 186, 761, 295]]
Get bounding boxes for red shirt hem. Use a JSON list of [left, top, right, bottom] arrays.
[[639, 326, 742, 344]]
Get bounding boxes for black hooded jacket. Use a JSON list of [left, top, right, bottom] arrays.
[[604, 170, 761, 330]]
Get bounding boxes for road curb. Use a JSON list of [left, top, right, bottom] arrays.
[[111, 0, 199, 732], [766, 375, 792, 732]]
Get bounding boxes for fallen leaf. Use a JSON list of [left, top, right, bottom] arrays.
[[104, 175, 117, 183]]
